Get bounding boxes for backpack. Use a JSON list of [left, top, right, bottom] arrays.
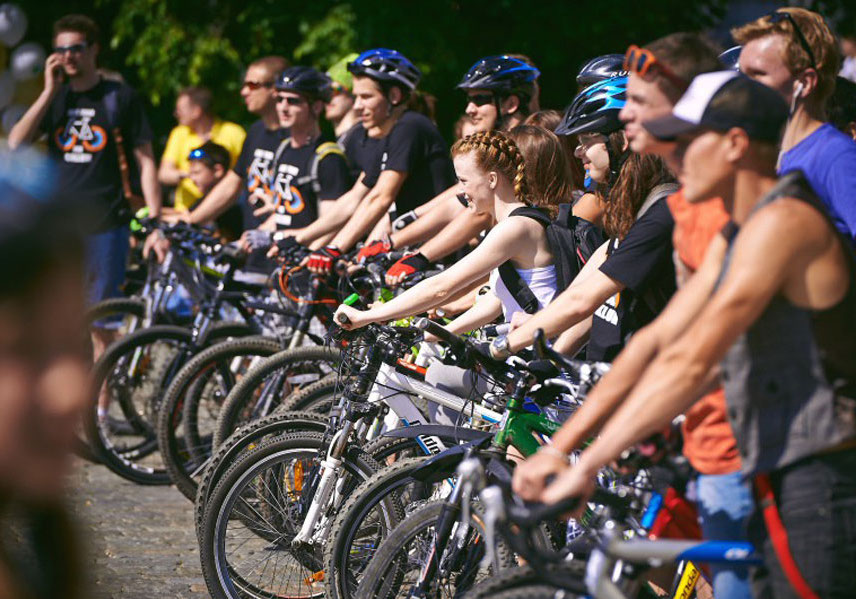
[[498, 204, 606, 314], [271, 138, 348, 194]]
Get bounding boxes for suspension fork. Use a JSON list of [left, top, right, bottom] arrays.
[[292, 341, 384, 546], [291, 418, 355, 546]]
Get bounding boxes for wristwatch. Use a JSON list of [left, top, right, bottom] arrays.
[[490, 335, 511, 360]]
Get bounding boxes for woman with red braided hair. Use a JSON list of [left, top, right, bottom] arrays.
[[334, 129, 559, 330]]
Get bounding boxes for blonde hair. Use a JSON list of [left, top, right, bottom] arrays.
[[732, 8, 839, 102], [451, 130, 529, 203]]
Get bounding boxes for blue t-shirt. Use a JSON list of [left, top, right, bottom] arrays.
[[778, 123, 856, 243]]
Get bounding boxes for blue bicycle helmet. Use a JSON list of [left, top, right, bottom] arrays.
[[347, 48, 421, 90], [276, 66, 334, 102], [457, 55, 540, 94], [576, 54, 627, 88], [556, 76, 627, 137], [719, 46, 742, 71]]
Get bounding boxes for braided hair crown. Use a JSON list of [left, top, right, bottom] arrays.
[[451, 130, 529, 202]]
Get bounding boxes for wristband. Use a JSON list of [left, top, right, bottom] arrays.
[[489, 335, 511, 360], [391, 209, 418, 231]]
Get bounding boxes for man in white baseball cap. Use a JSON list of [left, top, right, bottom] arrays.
[[536, 70, 856, 598]]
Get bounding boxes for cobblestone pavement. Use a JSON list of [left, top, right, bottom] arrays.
[[68, 460, 209, 599]]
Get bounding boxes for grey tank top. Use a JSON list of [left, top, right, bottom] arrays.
[[718, 171, 856, 475]]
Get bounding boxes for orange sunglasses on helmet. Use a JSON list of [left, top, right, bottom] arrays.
[[623, 45, 688, 91]]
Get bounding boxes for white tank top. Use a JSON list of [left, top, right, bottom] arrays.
[[490, 264, 558, 323]]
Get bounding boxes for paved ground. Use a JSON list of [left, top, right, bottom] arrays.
[[68, 460, 209, 599]]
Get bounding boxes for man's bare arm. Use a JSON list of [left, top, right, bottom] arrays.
[[158, 157, 185, 186], [173, 170, 243, 225], [134, 143, 163, 218], [418, 207, 493, 262], [328, 170, 408, 252], [565, 204, 825, 484], [296, 178, 371, 248], [390, 188, 463, 249]]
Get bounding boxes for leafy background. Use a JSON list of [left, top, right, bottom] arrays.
[[24, 0, 855, 149]]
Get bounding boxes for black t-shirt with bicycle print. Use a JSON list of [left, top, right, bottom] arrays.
[[233, 119, 288, 230], [41, 78, 152, 232], [270, 136, 353, 231]]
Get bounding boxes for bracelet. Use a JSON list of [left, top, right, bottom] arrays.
[[538, 444, 572, 464]]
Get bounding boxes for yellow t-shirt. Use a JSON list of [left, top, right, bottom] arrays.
[[162, 120, 247, 211]]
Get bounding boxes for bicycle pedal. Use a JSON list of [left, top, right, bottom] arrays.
[[304, 570, 325, 584]]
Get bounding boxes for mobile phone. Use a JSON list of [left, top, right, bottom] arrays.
[[52, 60, 66, 82]]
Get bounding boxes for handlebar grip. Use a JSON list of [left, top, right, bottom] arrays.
[[413, 317, 466, 354], [507, 494, 582, 527], [336, 312, 351, 325], [507, 488, 630, 527]]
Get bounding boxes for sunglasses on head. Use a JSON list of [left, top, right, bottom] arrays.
[[767, 11, 817, 71], [54, 42, 88, 55], [242, 80, 274, 91], [276, 95, 306, 106], [466, 93, 495, 107], [188, 148, 215, 166], [623, 45, 688, 91]]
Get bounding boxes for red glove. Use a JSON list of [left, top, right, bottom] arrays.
[[355, 239, 392, 263], [306, 246, 342, 273], [386, 252, 430, 280]]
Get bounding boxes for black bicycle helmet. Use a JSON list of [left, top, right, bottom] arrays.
[[276, 66, 334, 102], [556, 76, 627, 137], [576, 54, 627, 88], [347, 48, 421, 91], [457, 55, 540, 94]]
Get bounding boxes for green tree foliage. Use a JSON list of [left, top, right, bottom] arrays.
[[30, 0, 851, 145]]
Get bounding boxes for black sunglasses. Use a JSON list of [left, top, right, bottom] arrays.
[[768, 11, 817, 71], [54, 42, 88, 55], [276, 95, 306, 106], [242, 80, 274, 91], [466, 93, 495, 107]]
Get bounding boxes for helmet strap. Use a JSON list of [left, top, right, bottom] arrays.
[[493, 97, 505, 130], [606, 141, 631, 187]]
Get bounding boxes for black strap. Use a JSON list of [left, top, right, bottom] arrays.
[[498, 206, 552, 314]]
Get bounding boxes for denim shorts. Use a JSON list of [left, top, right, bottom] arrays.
[[749, 448, 856, 599], [85, 225, 129, 306], [696, 471, 753, 599]]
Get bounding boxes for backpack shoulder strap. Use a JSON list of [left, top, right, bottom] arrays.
[[294, 140, 346, 193], [498, 262, 540, 315], [498, 206, 553, 315], [637, 182, 680, 220], [509, 205, 552, 227]]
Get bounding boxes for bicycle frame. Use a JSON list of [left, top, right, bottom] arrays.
[[585, 517, 760, 599]]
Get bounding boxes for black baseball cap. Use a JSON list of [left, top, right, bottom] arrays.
[[643, 71, 788, 143]]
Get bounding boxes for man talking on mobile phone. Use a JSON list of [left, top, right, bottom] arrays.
[[9, 14, 161, 310]]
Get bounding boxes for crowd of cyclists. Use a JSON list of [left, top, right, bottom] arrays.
[[3, 5, 856, 599]]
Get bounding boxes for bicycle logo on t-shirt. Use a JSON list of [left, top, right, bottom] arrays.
[[246, 148, 275, 195], [54, 107, 108, 162], [273, 163, 305, 215]]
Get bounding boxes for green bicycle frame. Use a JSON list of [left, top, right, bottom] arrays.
[[492, 393, 564, 457]]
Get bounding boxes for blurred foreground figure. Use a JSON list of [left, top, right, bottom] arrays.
[[0, 165, 88, 599]]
